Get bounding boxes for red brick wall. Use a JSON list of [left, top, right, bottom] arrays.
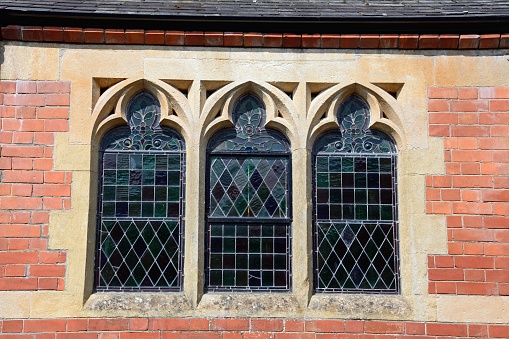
[[427, 86, 509, 296], [0, 317, 508, 338], [0, 80, 70, 291]]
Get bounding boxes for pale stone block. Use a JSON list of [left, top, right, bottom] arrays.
[[437, 295, 509, 323], [1, 44, 60, 80]]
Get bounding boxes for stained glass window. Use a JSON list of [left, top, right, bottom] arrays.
[[206, 93, 292, 291], [313, 95, 399, 293], [95, 91, 185, 291]]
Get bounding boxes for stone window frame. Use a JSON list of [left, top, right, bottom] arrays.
[[48, 78, 440, 319]]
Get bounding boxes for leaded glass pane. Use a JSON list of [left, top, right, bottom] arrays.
[[313, 95, 399, 293], [95, 92, 185, 292], [206, 93, 291, 291]]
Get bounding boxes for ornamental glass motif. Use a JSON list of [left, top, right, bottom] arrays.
[[95, 92, 185, 291], [206, 93, 292, 291], [313, 95, 399, 293]]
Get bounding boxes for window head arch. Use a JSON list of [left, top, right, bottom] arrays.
[[313, 95, 399, 293], [206, 93, 292, 291], [95, 91, 185, 292]]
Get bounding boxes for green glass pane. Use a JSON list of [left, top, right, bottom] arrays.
[[224, 238, 235, 253], [224, 225, 235, 237], [168, 155, 180, 170], [211, 225, 222, 236], [355, 173, 367, 187], [129, 186, 141, 201], [317, 173, 329, 188], [330, 173, 341, 188], [130, 154, 142, 170], [342, 157, 354, 172], [355, 205, 367, 220], [117, 154, 129, 168], [168, 186, 180, 202], [223, 270, 235, 285], [116, 186, 128, 201], [381, 205, 393, 220], [103, 170, 116, 185], [368, 205, 380, 220], [103, 186, 116, 201], [142, 171, 154, 185], [329, 157, 341, 172], [155, 155, 167, 170], [142, 155, 154, 170], [330, 189, 341, 203], [129, 203, 141, 217], [117, 170, 129, 185], [142, 202, 154, 217], [316, 156, 328, 172], [102, 202, 115, 217], [379, 158, 392, 172], [155, 187, 167, 201], [355, 189, 367, 204], [367, 158, 379, 172], [155, 203, 166, 217], [168, 171, 180, 185]]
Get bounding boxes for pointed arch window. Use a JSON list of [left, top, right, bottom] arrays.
[[95, 91, 185, 291], [206, 93, 292, 291], [313, 95, 399, 293]]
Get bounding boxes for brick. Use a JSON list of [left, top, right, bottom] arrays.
[[434, 256, 454, 268], [285, 319, 304, 332], [210, 318, 249, 331], [22, 120, 46, 132], [63, 27, 85, 43], [479, 87, 509, 100], [129, 318, 148, 331], [44, 119, 69, 132], [340, 34, 360, 48], [4, 93, 46, 106], [29, 265, 66, 277], [224, 32, 243, 47], [145, 30, 165, 45], [204, 32, 223, 47], [33, 184, 71, 197], [458, 88, 479, 99], [479, 34, 501, 48], [12, 132, 34, 144], [34, 158, 53, 171], [0, 106, 16, 118], [181, 332, 221, 339], [2, 319, 23, 332], [1, 197, 43, 210], [263, 34, 282, 48], [489, 100, 509, 111], [0, 81, 17, 93], [428, 100, 449, 112], [45, 93, 70, 106], [450, 100, 489, 112], [405, 322, 425, 335], [399, 34, 419, 49], [452, 202, 492, 215], [244, 333, 274, 339], [125, 30, 145, 44], [8, 238, 29, 250], [485, 214, 508, 229], [0, 224, 41, 237], [165, 31, 185, 46], [494, 230, 509, 242], [489, 325, 509, 338], [429, 113, 458, 124], [305, 319, 344, 332], [0, 277, 37, 290], [428, 87, 458, 99], [89, 319, 128, 331], [189, 318, 208, 330], [459, 34, 480, 49], [428, 268, 464, 281], [37, 81, 70, 94], [282, 34, 301, 48], [43, 27, 64, 42], [16, 81, 37, 94], [480, 112, 509, 125], [150, 318, 189, 330], [482, 190, 509, 201], [105, 29, 125, 44], [501, 33, 509, 48], [457, 281, 498, 295], [38, 277, 59, 290], [419, 34, 439, 49], [1, 25, 22, 40], [3, 170, 43, 183], [451, 149, 491, 162], [275, 334, 314, 339], [22, 26, 43, 41], [486, 269, 509, 283], [251, 319, 283, 332], [84, 28, 105, 43], [429, 125, 450, 136], [12, 184, 33, 196], [438, 34, 459, 49], [426, 323, 467, 336], [379, 34, 398, 48], [485, 243, 509, 255], [57, 334, 98, 339], [321, 34, 340, 48], [482, 162, 509, 175], [244, 33, 263, 47], [359, 34, 380, 48], [301, 34, 321, 48], [184, 31, 204, 46], [44, 172, 66, 183]]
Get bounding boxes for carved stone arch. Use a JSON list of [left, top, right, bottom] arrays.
[[91, 78, 191, 145], [200, 80, 297, 149], [308, 82, 406, 151]]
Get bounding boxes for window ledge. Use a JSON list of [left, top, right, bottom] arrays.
[[308, 294, 411, 319]]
